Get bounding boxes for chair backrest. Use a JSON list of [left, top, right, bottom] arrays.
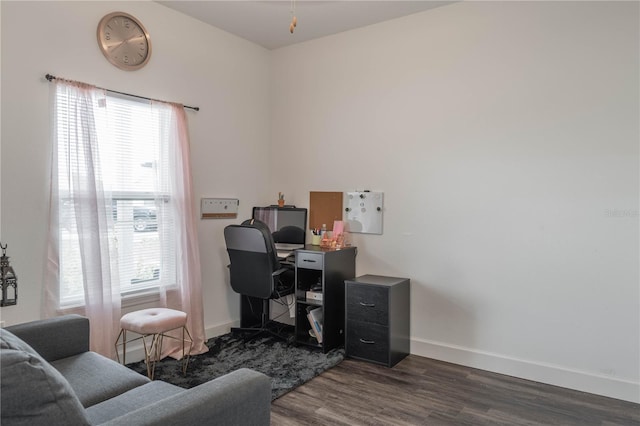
[[224, 219, 280, 300], [272, 225, 305, 245]]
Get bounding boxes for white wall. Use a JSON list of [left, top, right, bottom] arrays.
[[0, 1, 271, 334], [270, 1, 639, 402]]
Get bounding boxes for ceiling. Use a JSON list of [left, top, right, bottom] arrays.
[[157, 1, 455, 50]]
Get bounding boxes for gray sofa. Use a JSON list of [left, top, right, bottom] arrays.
[[1, 314, 271, 425]]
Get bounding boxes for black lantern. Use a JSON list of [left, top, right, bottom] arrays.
[[0, 243, 17, 306]]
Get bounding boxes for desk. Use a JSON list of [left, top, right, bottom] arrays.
[[240, 245, 356, 351], [294, 245, 357, 353]]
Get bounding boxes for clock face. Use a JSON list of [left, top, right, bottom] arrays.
[[97, 12, 151, 70]]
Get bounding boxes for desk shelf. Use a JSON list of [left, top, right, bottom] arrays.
[[294, 246, 356, 353]]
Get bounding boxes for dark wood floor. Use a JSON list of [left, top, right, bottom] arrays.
[[271, 355, 640, 425]]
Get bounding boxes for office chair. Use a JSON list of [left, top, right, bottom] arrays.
[[224, 219, 294, 340]]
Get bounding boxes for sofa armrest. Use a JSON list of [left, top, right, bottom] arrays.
[[100, 368, 271, 426], [5, 314, 89, 362]]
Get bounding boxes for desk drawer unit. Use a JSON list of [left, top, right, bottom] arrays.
[[294, 246, 357, 353], [345, 275, 410, 367], [296, 252, 324, 270]]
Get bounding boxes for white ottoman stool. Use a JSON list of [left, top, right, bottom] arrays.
[[115, 308, 193, 379]]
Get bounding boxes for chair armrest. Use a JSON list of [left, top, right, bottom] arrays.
[[273, 266, 295, 296], [272, 267, 289, 277], [100, 368, 271, 426], [5, 314, 90, 362]]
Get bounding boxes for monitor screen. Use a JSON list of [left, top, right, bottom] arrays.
[[252, 206, 307, 245]]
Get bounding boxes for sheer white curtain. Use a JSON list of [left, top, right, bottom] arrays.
[[154, 101, 208, 358], [43, 80, 121, 357], [44, 80, 208, 360]]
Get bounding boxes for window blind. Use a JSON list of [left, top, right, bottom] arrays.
[[56, 90, 177, 304]]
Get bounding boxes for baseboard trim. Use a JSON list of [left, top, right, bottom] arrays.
[[205, 320, 235, 340], [411, 337, 640, 404]]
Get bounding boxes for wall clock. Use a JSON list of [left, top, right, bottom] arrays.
[[97, 12, 151, 71]]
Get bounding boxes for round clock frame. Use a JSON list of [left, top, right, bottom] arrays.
[[97, 12, 151, 71]]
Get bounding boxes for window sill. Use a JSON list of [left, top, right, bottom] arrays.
[[59, 287, 163, 314], [122, 288, 161, 309]]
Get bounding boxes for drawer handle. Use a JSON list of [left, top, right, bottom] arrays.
[[359, 338, 375, 344], [303, 259, 317, 263], [359, 302, 375, 307]]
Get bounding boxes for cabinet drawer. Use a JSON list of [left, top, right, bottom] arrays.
[[346, 320, 389, 365], [296, 252, 323, 270], [346, 284, 388, 326]]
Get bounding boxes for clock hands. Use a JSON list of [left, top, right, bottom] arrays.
[[108, 34, 146, 52]]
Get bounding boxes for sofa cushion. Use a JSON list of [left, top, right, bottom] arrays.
[[96, 368, 272, 426], [5, 314, 89, 362], [51, 351, 150, 408], [0, 329, 90, 426], [86, 380, 184, 424]]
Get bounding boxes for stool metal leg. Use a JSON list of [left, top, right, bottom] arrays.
[[151, 333, 163, 380], [141, 334, 152, 379], [122, 329, 127, 365], [115, 329, 124, 364], [115, 328, 160, 379], [115, 324, 194, 380], [181, 326, 194, 375]]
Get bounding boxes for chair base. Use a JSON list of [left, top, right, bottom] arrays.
[[230, 320, 295, 344]]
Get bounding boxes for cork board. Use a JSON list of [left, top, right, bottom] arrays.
[[309, 191, 343, 231]]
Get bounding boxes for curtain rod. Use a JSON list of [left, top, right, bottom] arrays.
[[44, 74, 200, 112]]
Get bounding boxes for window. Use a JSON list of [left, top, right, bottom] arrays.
[[56, 92, 176, 305]]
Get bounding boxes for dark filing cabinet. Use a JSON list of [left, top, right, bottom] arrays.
[[345, 275, 410, 367]]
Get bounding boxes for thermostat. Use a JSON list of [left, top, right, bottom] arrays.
[[201, 198, 239, 219]]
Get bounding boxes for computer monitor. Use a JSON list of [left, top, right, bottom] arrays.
[[252, 206, 307, 249]]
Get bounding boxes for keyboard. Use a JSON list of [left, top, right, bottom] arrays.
[[277, 250, 293, 260], [275, 243, 304, 251]]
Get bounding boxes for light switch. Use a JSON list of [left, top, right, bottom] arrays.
[[201, 198, 239, 219]]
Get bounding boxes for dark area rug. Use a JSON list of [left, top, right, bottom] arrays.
[[127, 329, 345, 400]]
